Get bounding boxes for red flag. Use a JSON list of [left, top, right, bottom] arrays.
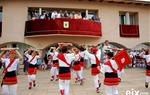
[[114, 50, 132, 71]]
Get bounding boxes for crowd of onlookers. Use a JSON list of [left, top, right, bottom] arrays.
[[128, 48, 148, 68], [0, 47, 149, 75], [28, 10, 100, 22]]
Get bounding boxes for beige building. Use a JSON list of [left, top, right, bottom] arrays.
[[0, 0, 149, 54]]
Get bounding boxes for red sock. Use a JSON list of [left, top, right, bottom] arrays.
[[96, 87, 100, 91], [75, 78, 78, 81], [60, 90, 64, 95], [29, 82, 32, 87], [33, 80, 35, 84], [51, 76, 54, 79]]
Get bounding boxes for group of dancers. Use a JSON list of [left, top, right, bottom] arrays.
[[0, 40, 150, 95]]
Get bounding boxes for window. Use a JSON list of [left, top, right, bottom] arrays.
[[119, 12, 127, 25], [119, 11, 138, 25], [129, 12, 138, 25], [87, 11, 100, 22]]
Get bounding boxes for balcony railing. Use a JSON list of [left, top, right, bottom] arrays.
[[120, 24, 139, 37], [25, 18, 102, 37], [0, 22, 2, 37]]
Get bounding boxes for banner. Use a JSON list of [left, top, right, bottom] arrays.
[[114, 50, 132, 71]]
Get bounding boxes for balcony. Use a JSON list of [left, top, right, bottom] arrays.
[[0, 22, 2, 37], [25, 18, 102, 37], [119, 24, 139, 37]]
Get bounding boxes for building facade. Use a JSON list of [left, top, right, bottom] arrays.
[[0, 0, 149, 54]]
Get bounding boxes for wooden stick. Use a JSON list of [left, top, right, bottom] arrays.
[[0, 48, 19, 51]]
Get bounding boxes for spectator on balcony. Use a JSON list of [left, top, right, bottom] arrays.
[[83, 16, 88, 20], [45, 12, 49, 19], [74, 12, 82, 19], [34, 11, 40, 19], [30, 11, 39, 20], [92, 14, 100, 22], [64, 10, 69, 18], [70, 11, 75, 19], [51, 11, 58, 19], [57, 10, 63, 18], [40, 13, 46, 19], [48, 11, 52, 19]]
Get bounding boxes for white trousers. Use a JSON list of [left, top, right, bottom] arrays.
[[146, 76, 150, 83], [93, 74, 100, 89], [80, 67, 84, 78], [59, 79, 70, 95], [105, 86, 119, 95], [50, 67, 58, 79], [1, 84, 17, 95], [28, 74, 36, 82], [74, 70, 83, 80], [117, 69, 125, 79]]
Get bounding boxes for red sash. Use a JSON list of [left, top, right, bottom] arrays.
[[94, 55, 100, 66], [29, 56, 35, 64], [105, 61, 117, 73], [104, 61, 120, 86], [73, 55, 81, 71], [57, 54, 71, 67], [51, 52, 55, 60], [2, 59, 15, 74], [77, 55, 82, 62]]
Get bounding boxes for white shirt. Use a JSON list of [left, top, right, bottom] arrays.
[[51, 12, 57, 19], [40, 15, 45, 19], [79, 51, 85, 58], [58, 53, 75, 67], [84, 50, 101, 65], [101, 59, 118, 74], [130, 51, 136, 57], [74, 54, 80, 61], [1, 58, 20, 72], [143, 54, 150, 63], [84, 53, 88, 60], [102, 45, 111, 53], [48, 51, 58, 60], [26, 54, 40, 65], [56, 13, 61, 18]]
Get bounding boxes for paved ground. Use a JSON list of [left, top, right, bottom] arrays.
[[0, 68, 150, 95]]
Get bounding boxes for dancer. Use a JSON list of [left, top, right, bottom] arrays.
[[140, 48, 150, 88], [24, 48, 40, 89], [101, 51, 120, 95], [0, 48, 23, 95], [57, 43, 75, 95], [84, 46, 101, 93], [72, 48, 83, 85], [48, 47, 59, 81]]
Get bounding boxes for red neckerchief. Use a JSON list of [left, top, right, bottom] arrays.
[[105, 61, 117, 73], [2, 58, 16, 74], [29, 56, 35, 64], [94, 55, 100, 66], [57, 53, 71, 66], [51, 52, 55, 60], [76, 55, 82, 62]]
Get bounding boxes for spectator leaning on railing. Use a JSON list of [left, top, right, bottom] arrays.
[[28, 9, 101, 22]]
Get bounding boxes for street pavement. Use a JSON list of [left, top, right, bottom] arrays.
[[0, 68, 150, 95]]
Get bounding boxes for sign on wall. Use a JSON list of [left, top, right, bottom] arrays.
[[63, 21, 69, 28]]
